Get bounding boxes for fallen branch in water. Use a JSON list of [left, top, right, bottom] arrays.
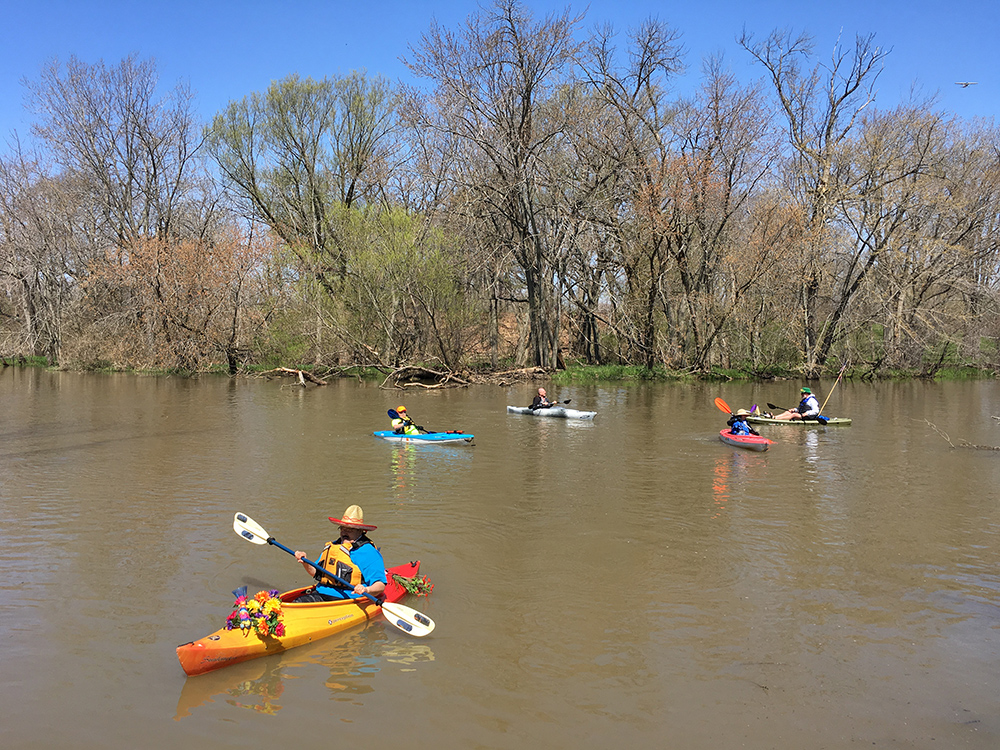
[[379, 366, 470, 389], [260, 367, 328, 386], [923, 419, 1000, 450]]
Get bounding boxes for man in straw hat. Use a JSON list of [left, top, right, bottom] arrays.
[[293, 505, 387, 602], [773, 387, 821, 421]]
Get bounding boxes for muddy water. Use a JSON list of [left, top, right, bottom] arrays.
[[1, 368, 998, 748]]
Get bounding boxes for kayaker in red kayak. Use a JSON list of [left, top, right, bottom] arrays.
[[292, 505, 387, 603], [727, 409, 760, 436]]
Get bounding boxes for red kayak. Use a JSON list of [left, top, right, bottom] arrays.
[[718, 429, 773, 452]]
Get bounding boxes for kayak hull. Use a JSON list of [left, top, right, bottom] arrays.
[[506, 405, 597, 420], [177, 561, 421, 677], [373, 430, 474, 444], [747, 416, 852, 426], [719, 429, 773, 451]]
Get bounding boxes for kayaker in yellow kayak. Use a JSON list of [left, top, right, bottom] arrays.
[[292, 505, 387, 602], [391, 405, 422, 435]]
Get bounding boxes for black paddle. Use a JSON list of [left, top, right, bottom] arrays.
[[529, 399, 571, 410], [387, 409, 465, 435], [387, 408, 430, 433], [765, 402, 829, 425]]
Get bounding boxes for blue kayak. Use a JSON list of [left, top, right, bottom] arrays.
[[373, 430, 475, 444]]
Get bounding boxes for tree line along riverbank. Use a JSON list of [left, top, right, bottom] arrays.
[[2, 3, 999, 380]]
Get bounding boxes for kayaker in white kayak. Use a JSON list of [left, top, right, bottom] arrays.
[[772, 387, 821, 421], [293, 505, 387, 603], [727, 409, 760, 436], [391, 405, 423, 434], [530, 388, 557, 410]]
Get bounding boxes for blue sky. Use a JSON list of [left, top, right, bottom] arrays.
[[2, 0, 997, 145]]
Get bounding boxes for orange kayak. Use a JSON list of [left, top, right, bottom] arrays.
[[177, 561, 421, 676]]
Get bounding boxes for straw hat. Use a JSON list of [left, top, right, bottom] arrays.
[[328, 505, 377, 530], [735, 409, 751, 416]]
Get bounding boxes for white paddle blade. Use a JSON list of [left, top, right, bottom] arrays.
[[233, 512, 270, 545], [381, 601, 435, 637]]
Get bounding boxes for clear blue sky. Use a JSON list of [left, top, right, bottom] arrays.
[[2, 0, 997, 144]]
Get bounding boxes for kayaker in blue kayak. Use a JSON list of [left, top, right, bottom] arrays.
[[773, 387, 821, 421], [727, 409, 760, 436], [293, 505, 387, 602], [531, 388, 557, 410], [391, 405, 423, 434]]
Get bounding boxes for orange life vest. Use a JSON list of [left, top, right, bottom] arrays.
[[315, 539, 370, 589]]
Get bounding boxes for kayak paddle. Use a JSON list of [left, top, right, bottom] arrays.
[[764, 402, 829, 425], [715, 397, 765, 438], [387, 408, 432, 433], [232, 512, 435, 637], [714, 397, 733, 414], [386, 409, 468, 435], [528, 399, 571, 410]]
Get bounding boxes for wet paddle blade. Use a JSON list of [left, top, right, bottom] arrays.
[[382, 601, 435, 637], [233, 512, 270, 545]]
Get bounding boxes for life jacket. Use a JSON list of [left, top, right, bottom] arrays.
[[315, 537, 374, 590], [391, 417, 420, 435], [798, 395, 820, 416], [730, 420, 751, 435]]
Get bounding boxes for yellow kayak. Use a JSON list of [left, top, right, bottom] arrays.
[[177, 561, 421, 676]]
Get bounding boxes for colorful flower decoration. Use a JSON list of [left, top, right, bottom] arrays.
[[392, 573, 434, 597], [226, 586, 285, 637]]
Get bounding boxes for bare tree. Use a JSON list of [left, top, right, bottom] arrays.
[[26, 54, 211, 248], [575, 18, 684, 367], [404, 0, 584, 369], [739, 29, 890, 374], [0, 142, 86, 361]]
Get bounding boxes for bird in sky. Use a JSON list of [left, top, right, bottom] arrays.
[[955, 82, 978, 88]]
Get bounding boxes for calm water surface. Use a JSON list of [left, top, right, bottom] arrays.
[[1, 368, 998, 748]]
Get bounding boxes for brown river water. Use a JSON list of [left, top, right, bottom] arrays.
[[1, 368, 998, 748]]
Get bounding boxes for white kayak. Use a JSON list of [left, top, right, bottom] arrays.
[[507, 405, 597, 420]]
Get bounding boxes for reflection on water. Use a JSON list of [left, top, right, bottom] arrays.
[[710, 450, 771, 519], [174, 625, 436, 720], [379, 440, 476, 506]]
